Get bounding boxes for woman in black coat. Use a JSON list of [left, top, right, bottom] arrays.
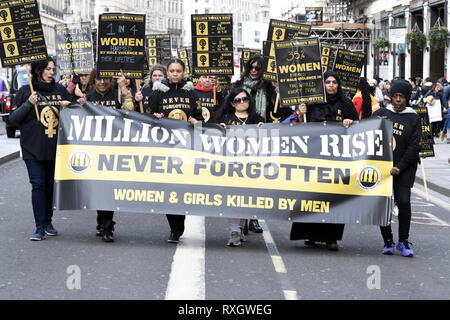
[[290, 71, 359, 251], [9, 57, 73, 241]]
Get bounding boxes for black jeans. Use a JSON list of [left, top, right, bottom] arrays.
[[166, 215, 185, 235], [380, 185, 412, 243], [24, 159, 55, 229]]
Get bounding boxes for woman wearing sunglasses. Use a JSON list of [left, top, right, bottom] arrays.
[[233, 55, 277, 233], [220, 88, 264, 247]]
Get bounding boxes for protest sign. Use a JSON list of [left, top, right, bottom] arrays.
[[97, 13, 146, 79], [275, 38, 326, 106], [55, 22, 94, 75], [0, 0, 47, 67], [54, 103, 394, 226], [147, 34, 172, 67], [241, 48, 261, 73], [333, 49, 365, 94], [178, 47, 192, 77], [191, 14, 234, 75], [414, 106, 435, 158], [321, 43, 344, 73]]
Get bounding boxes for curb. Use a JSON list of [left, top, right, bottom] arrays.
[[415, 176, 450, 198], [0, 151, 20, 166]]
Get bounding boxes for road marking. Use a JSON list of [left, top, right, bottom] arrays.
[[165, 216, 205, 300], [412, 212, 450, 227], [259, 220, 299, 301], [412, 187, 449, 211]]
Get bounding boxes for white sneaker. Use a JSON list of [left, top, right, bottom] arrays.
[[227, 232, 242, 247]]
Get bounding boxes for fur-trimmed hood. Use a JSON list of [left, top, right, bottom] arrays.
[[153, 79, 195, 92]]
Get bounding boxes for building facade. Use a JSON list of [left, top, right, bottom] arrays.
[[39, 0, 65, 56], [352, 0, 449, 82]]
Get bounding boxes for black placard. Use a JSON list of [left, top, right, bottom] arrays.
[[320, 43, 344, 73], [191, 14, 234, 75], [0, 0, 47, 67], [415, 106, 435, 158], [241, 48, 261, 73], [147, 34, 172, 67], [55, 22, 94, 75], [97, 13, 146, 79], [275, 38, 326, 106], [332, 49, 365, 94], [178, 47, 192, 77], [263, 20, 312, 82]]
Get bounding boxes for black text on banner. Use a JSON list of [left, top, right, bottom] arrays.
[[54, 103, 394, 226]]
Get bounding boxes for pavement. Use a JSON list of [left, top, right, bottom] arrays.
[[1, 131, 449, 197]]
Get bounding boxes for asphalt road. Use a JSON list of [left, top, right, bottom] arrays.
[[0, 158, 449, 301]]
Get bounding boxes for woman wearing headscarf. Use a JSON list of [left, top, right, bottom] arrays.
[[290, 71, 359, 251], [9, 57, 73, 241]]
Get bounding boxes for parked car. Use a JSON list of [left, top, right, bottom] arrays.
[[1, 66, 29, 138]]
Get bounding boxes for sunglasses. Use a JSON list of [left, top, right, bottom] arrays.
[[250, 66, 261, 71], [233, 96, 250, 104]]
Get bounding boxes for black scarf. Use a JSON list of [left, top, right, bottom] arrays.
[[32, 79, 56, 93]]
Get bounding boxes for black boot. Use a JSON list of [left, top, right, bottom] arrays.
[[249, 219, 263, 233], [102, 220, 116, 243]]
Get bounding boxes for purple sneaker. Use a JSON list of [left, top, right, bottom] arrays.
[[382, 240, 395, 255], [396, 241, 414, 257]]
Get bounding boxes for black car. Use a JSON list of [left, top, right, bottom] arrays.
[[1, 66, 29, 138]]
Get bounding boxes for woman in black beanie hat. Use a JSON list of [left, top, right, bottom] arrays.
[[289, 71, 359, 251], [372, 79, 421, 257]]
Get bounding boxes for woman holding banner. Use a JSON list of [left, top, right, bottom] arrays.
[[86, 68, 135, 242], [148, 59, 203, 244], [135, 64, 167, 113], [373, 80, 421, 257], [290, 71, 359, 251], [220, 87, 264, 246], [9, 57, 73, 241]]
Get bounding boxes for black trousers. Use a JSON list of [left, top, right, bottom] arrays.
[[97, 211, 114, 224], [166, 215, 186, 235], [380, 185, 412, 243]]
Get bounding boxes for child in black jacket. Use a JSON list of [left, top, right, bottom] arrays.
[[372, 80, 421, 257]]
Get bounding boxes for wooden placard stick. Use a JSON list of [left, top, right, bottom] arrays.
[[421, 159, 430, 201], [135, 79, 144, 113], [213, 86, 217, 105], [25, 65, 40, 121]]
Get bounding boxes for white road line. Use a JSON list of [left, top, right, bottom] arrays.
[[412, 187, 449, 211], [165, 216, 206, 300], [260, 220, 299, 301]]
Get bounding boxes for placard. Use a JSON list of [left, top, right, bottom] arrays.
[[147, 34, 172, 67], [306, 7, 324, 26], [55, 22, 94, 75], [241, 48, 261, 73], [333, 49, 365, 94], [321, 43, 344, 73], [0, 0, 47, 67], [263, 19, 312, 81], [191, 14, 234, 75], [275, 38, 326, 106], [415, 106, 435, 158], [97, 13, 146, 79], [178, 47, 192, 77]]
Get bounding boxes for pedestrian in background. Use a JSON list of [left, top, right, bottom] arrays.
[[353, 77, 380, 119], [9, 57, 73, 241], [372, 80, 421, 257]]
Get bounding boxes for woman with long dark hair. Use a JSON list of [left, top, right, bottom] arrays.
[[290, 71, 359, 251], [352, 77, 380, 119], [9, 57, 73, 241], [149, 58, 203, 243], [220, 87, 264, 246]]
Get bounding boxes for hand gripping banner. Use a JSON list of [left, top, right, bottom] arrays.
[[55, 103, 394, 226]]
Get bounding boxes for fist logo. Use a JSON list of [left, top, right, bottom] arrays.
[[0, 10, 8, 22], [3, 27, 12, 39], [7, 43, 16, 55], [198, 23, 206, 34]]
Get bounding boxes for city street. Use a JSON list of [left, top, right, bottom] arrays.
[[0, 134, 449, 300]]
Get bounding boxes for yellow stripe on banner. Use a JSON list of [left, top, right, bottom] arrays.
[[55, 145, 393, 197]]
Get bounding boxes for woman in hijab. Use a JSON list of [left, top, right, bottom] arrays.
[[290, 71, 359, 251]]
